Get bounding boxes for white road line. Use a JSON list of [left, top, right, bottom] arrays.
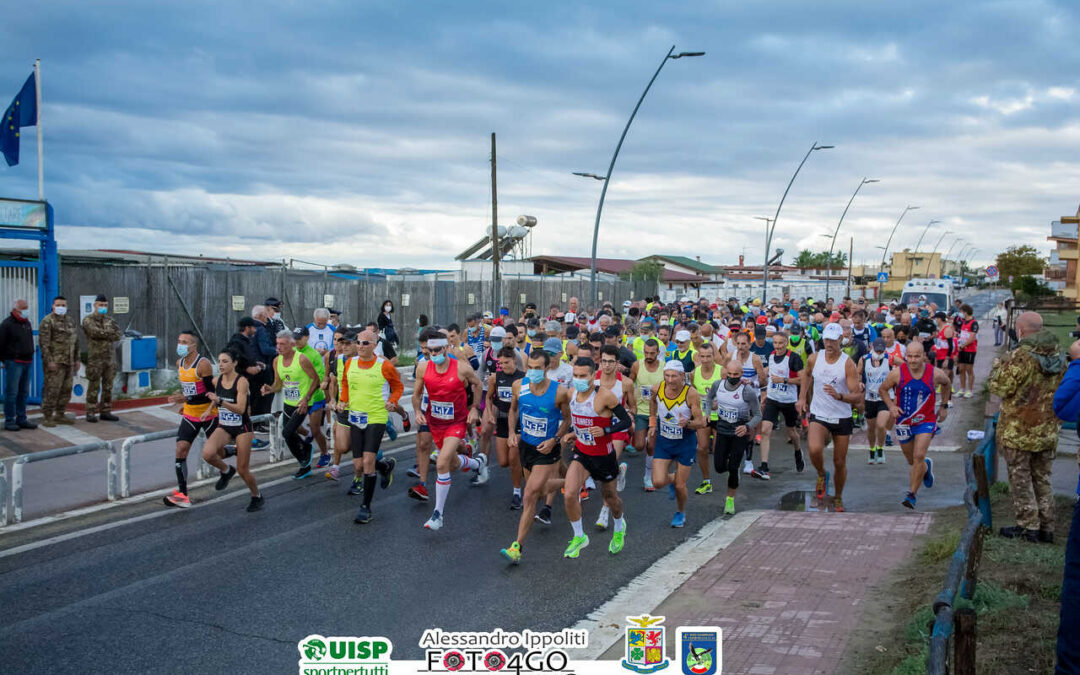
[[847, 444, 960, 453], [572, 510, 763, 659], [140, 405, 182, 423], [39, 424, 103, 445]]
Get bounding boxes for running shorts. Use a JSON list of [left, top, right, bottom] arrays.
[[350, 423, 386, 458], [762, 399, 798, 427], [654, 435, 697, 466], [894, 422, 936, 443], [520, 440, 560, 470], [429, 422, 467, 450], [571, 450, 620, 483], [808, 414, 853, 436], [178, 416, 218, 444], [958, 351, 976, 365], [864, 399, 890, 418]]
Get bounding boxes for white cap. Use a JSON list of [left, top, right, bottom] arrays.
[[663, 360, 685, 373], [822, 323, 843, 341], [765, 324, 777, 334], [622, 300, 632, 307], [490, 326, 507, 338], [427, 337, 449, 348], [675, 330, 691, 342], [564, 312, 576, 323]]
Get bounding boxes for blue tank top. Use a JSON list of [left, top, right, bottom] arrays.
[[518, 379, 562, 446]]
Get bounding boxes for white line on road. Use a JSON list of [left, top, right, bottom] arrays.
[[39, 423, 104, 445], [140, 405, 182, 423], [847, 444, 960, 453], [571, 510, 763, 659]]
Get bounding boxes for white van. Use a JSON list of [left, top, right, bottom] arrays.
[[900, 278, 954, 309]]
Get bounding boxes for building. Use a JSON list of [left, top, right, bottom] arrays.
[[529, 255, 705, 298], [881, 250, 943, 293], [636, 254, 724, 281], [1047, 208, 1079, 298]]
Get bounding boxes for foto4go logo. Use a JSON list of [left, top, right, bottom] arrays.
[[424, 648, 574, 674], [298, 634, 393, 674]]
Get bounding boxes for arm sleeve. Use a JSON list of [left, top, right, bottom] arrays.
[[705, 381, 720, 414], [339, 360, 350, 404], [606, 403, 632, 435], [743, 385, 762, 428], [382, 360, 404, 405], [789, 353, 803, 373]]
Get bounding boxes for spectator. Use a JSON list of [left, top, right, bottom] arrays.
[[0, 299, 37, 430], [250, 305, 278, 425], [364, 321, 398, 365], [264, 297, 287, 334], [1054, 339, 1080, 672], [226, 317, 264, 379], [991, 302, 1008, 346], [377, 298, 398, 347], [988, 311, 1066, 543]]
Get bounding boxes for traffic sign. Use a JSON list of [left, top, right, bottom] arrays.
[[877, 272, 888, 283], [986, 264, 999, 280]]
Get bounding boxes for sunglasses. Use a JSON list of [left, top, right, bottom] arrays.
[[359, 340, 374, 346]]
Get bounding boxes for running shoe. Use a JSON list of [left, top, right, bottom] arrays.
[[815, 473, 828, 500], [963, 390, 973, 399], [315, 453, 331, 469], [251, 438, 269, 450], [423, 510, 443, 531], [401, 413, 412, 432], [833, 496, 846, 513], [579, 485, 590, 502], [354, 505, 373, 524], [293, 465, 312, 480], [379, 457, 396, 489], [163, 490, 191, 508], [643, 474, 655, 492], [407, 464, 420, 479], [215, 466, 236, 491], [325, 466, 340, 481], [500, 541, 522, 565], [609, 528, 625, 555], [564, 535, 589, 558], [794, 450, 805, 473], [868, 449, 876, 465], [742, 459, 754, 475], [616, 462, 628, 492], [473, 453, 490, 485], [408, 483, 429, 501], [535, 504, 552, 525], [876, 448, 886, 465], [724, 496, 735, 515], [923, 457, 935, 488], [595, 505, 610, 531], [668, 483, 676, 501], [902, 491, 917, 510], [695, 480, 713, 495], [884, 432, 893, 446], [429, 450, 439, 462], [754, 434, 762, 443], [347, 478, 364, 496], [509, 492, 522, 510], [671, 512, 686, 528], [246, 495, 264, 512], [751, 466, 770, 480]]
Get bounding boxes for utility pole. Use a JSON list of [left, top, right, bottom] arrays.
[[490, 132, 500, 314], [847, 236, 853, 299]]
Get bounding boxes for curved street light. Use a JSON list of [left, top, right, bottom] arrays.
[[877, 205, 920, 298], [763, 142, 834, 302], [930, 230, 953, 277], [943, 237, 965, 263], [582, 45, 705, 305], [908, 219, 941, 278], [824, 177, 879, 301]]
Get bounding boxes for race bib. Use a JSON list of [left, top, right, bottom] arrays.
[[181, 381, 198, 397], [659, 419, 683, 440], [348, 411, 369, 428], [894, 423, 912, 442], [218, 409, 242, 425], [497, 386, 513, 402], [768, 382, 789, 396], [575, 427, 595, 445], [717, 406, 739, 424], [430, 401, 454, 421], [521, 414, 548, 437], [639, 385, 653, 400], [960, 330, 973, 343], [283, 384, 301, 401]]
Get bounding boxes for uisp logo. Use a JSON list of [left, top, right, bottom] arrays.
[[675, 627, 721, 675], [297, 634, 392, 674]]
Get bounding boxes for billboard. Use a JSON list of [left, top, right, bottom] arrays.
[[0, 198, 48, 230]]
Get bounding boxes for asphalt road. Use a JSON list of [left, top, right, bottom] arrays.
[[0, 291, 1007, 673]]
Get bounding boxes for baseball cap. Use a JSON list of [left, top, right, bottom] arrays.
[[675, 330, 691, 342], [755, 316, 768, 325], [291, 326, 308, 339], [623, 300, 632, 308], [822, 323, 843, 340], [603, 325, 620, 338], [328, 308, 340, 316], [490, 326, 507, 339], [765, 325, 777, 335], [872, 337, 886, 352], [543, 337, 563, 354], [663, 360, 685, 373], [483, 310, 494, 319], [499, 307, 510, 316]]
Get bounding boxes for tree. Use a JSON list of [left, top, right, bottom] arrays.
[[620, 260, 664, 282], [1010, 274, 1055, 300], [995, 245, 1044, 280], [792, 250, 847, 268]]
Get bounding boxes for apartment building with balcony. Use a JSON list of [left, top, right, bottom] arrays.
[[1047, 207, 1079, 298]]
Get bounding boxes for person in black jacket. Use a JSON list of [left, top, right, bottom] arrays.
[[226, 317, 264, 379], [0, 299, 38, 430]]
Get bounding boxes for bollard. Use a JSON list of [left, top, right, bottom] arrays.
[[953, 608, 976, 675], [0, 460, 8, 527], [121, 437, 134, 498], [107, 441, 119, 501], [12, 460, 23, 524], [269, 413, 284, 463]]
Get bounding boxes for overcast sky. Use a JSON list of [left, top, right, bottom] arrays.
[[3, 1, 1078, 269]]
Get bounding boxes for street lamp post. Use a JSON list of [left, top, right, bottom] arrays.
[[825, 177, 879, 302], [931, 230, 953, 277], [581, 45, 705, 306], [763, 142, 834, 304], [907, 219, 941, 278], [877, 205, 920, 299]]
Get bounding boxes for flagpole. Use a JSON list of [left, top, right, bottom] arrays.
[[34, 58, 43, 201]]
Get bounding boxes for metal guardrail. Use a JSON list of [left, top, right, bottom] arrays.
[[926, 415, 996, 675], [3, 440, 113, 526]]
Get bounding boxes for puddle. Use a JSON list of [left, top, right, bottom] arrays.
[[778, 490, 835, 512]]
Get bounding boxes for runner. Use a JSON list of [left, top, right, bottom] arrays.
[[730, 331, 766, 475], [412, 331, 487, 531], [797, 323, 861, 512], [671, 329, 697, 373], [691, 342, 723, 493], [861, 338, 894, 465], [292, 327, 329, 468], [593, 344, 635, 529], [955, 304, 979, 398], [499, 350, 573, 564], [705, 359, 762, 515], [465, 313, 487, 358], [200, 348, 262, 511], [560, 357, 633, 558], [307, 308, 336, 354], [880, 342, 950, 509], [325, 330, 359, 481], [754, 331, 804, 480], [406, 333, 436, 501], [485, 345, 526, 508], [337, 329, 402, 524], [261, 330, 322, 479], [164, 331, 218, 508], [630, 338, 664, 491], [932, 311, 956, 385], [881, 326, 906, 366], [648, 361, 706, 527]]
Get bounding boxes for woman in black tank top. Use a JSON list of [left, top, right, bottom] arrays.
[[202, 349, 263, 511]]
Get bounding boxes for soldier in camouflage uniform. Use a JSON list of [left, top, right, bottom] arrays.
[[38, 296, 80, 426], [987, 311, 1066, 543], [82, 294, 122, 422]]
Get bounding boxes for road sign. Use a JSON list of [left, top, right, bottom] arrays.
[[877, 272, 888, 283], [986, 265, 999, 280]]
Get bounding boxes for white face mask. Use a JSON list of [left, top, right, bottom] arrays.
[[17, 309, 27, 319], [54, 306, 67, 316]]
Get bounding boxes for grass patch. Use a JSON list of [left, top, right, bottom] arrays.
[[919, 530, 962, 564], [990, 481, 1010, 496], [396, 354, 416, 367]]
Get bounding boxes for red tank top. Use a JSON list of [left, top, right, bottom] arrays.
[[570, 388, 614, 457], [423, 358, 468, 426], [933, 327, 952, 361], [959, 319, 978, 353]]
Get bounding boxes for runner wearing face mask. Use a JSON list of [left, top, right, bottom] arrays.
[[485, 346, 526, 508], [164, 331, 217, 508]]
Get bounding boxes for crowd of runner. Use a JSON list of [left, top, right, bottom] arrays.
[[160, 293, 981, 563]]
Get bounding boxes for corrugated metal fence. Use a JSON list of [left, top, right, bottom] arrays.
[[58, 263, 655, 366]]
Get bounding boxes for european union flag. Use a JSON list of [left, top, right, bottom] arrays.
[[1, 72, 37, 167]]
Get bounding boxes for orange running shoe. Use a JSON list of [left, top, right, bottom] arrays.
[[163, 490, 191, 508]]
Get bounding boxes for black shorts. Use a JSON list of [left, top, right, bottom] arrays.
[[864, 399, 890, 418], [958, 351, 976, 365], [335, 411, 350, 427], [178, 417, 218, 444], [495, 414, 510, 439], [571, 450, 620, 483], [808, 414, 853, 436], [350, 423, 387, 459], [521, 440, 559, 470], [936, 358, 954, 371], [219, 420, 252, 440], [762, 399, 798, 427]]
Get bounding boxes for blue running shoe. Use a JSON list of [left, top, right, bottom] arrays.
[[668, 483, 676, 501], [902, 491, 917, 510], [315, 453, 331, 469], [923, 457, 934, 488], [671, 512, 686, 528], [347, 478, 363, 496]]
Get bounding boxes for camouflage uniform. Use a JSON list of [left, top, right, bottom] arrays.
[[38, 312, 79, 420], [987, 329, 1066, 531], [82, 313, 122, 415]]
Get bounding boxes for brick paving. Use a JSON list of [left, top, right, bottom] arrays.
[[650, 510, 933, 675]]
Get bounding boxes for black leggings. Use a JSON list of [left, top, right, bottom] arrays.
[[282, 404, 311, 464], [350, 423, 386, 459], [714, 433, 749, 490]]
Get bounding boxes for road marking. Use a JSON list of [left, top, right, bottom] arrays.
[[141, 405, 182, 423], [571, 510, 763, 659], [848, 444, 960, 453], [39, 423, 104, 446]]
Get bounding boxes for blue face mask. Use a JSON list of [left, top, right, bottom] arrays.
[[176, 343, 189, 357], [97, 307, 107, 314], [572, 378, 591, 393], [431, 353, 447, 365], [526, 369, 545, 384], [490, 340, 503, 351], [527, 330, 537, 338]]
